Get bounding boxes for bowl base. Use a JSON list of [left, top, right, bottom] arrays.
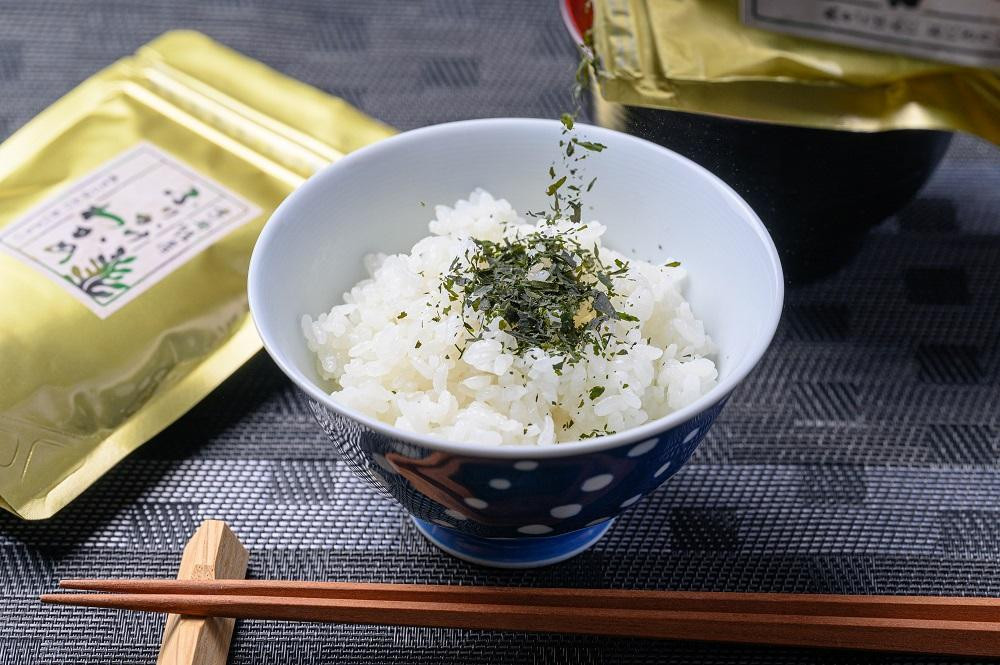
[[411, 517, 614, 569]]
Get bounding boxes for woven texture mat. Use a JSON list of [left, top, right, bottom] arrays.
[[2, 1, 1000, 663]]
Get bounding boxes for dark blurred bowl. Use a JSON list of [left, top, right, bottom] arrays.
[[562, 0, 952, 284]]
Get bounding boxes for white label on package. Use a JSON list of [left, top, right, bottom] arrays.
[[0, 142, 261, 318], [742, 0, 1000, 69]]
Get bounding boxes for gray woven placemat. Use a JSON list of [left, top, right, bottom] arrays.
[[2, 1, 1000, 663]]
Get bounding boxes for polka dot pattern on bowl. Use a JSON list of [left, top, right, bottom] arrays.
[[550, 504, 582, 519], [517, 524, 554, 535], [308, 394, 725, 540], [581, 474, 614, 492]]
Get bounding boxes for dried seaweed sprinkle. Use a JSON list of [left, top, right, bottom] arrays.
[[441, 224, 634, 363], [436, 27, 627, 365]]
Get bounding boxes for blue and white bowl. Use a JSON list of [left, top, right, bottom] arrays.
[[249, 118, 783, 568]]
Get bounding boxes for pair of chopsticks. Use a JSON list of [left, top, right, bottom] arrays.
[[42, 580, 1000, 657]]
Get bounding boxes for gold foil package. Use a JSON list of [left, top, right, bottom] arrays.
[[0, 31, 393, 519], [590, 0, 1000, 144]]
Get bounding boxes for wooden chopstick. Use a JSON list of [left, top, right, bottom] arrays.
[[39, 589, 1000, 658], [56, 579, 1000, 622]]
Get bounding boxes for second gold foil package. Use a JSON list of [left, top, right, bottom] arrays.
[[590, 0, 1000, 144]]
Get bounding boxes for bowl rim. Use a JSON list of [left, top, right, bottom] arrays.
[[248, 117, 784, 459]]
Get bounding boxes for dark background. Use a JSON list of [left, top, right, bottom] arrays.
[[2, 1, 1000, 663]]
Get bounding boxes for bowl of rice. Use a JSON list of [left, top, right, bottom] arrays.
[[249, 118, 783, 568]]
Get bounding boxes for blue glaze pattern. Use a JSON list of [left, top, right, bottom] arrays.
[[308, 393, 729, 563], [412, 517, 615, 568]]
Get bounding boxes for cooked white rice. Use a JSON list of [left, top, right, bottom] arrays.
[[302, 189, 717, 445]]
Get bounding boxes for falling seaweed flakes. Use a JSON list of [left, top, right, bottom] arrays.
[[438, 33, 625, 392]]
